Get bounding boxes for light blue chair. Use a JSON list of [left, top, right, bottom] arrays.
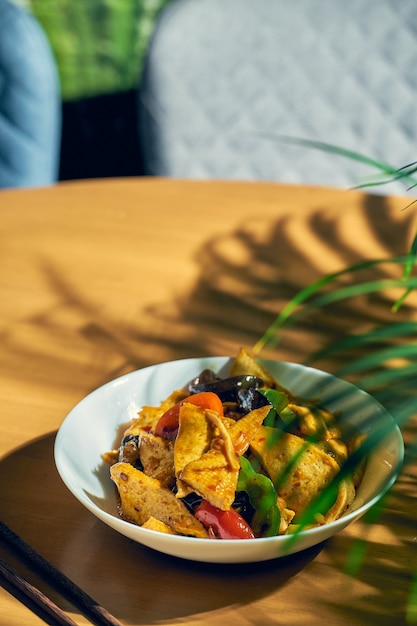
[[138, 0, 417, 193], [0, 0, 61, 188]]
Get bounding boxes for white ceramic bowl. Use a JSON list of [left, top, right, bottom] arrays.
[[54, 357, 403, 563]]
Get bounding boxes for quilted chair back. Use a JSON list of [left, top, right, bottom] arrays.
[[138, 0, 417, 192], [0, 0, 61, 188]]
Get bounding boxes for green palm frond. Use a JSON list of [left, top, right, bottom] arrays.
[[310, 321, 417, 356], [395, 232, 417, 311], [253, 252, 417, 430], [335, 345, 417, 376], [252, 137, 417, 610], [260, 134, 417, 192], [308, 320, 417, 408], [252, 140, 417, 427], [254, 255, 417, 354]]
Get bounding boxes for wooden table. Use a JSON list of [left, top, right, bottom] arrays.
[[0, 178, 416, 626]]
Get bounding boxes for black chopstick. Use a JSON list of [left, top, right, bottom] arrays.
[[0, 556, 79, 626], [0, 521, 123, 626]]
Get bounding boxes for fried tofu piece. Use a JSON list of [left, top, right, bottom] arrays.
[[123, 389, 186, 437], [174, 402, 213, 498], [174, 403, 212, 476], [175, 405, 269, 509], [110, 462, 208, 538], [175, 404, 244, 510], [318, 478, 356, 524], [250, 426, 341, 517], [228, 405, 271, 455], [347, 432, 368, 488], [277, 497, 296, 534], [179, 448, 239, 511], [287, 402, 342, 441], [102, 449, 119, 465], [139, 432, 175, 488], [230, 347, 286, 392], [142, 516, 175, 534], [314, 438, 349, 468]]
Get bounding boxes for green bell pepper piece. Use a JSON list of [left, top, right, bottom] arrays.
[[261, 389, 297, 428], [236, 456, 280, 537]]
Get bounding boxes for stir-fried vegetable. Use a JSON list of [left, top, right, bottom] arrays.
[[194, 500, 255, 540], [155, 391, 224, 440], [261, 388, 297, 428], [236, 456, 280, 537], [103, 348, 365, 540]]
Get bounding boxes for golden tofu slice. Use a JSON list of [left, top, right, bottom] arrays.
[[314, 438, 348, 468], [123, 389, 186, 436], [287, 402, 342, 440], [174, 402, 213, 498], [250, 426, 341, 517], [175, 404, 269, 509], [174, 403, 212, 476], [277, 497, 296, 534], [319, 478, 355, 524], [110, 462, 208, 538], [142, 516, 176, 534], [230, 347, 286, 392], [228, 405, 271, 454], [179, 448, 239, 511], [139, 432, 175, 488]]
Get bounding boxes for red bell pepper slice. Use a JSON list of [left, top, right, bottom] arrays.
[[194, 500, 255, 540], [155, 391, 223, 440]]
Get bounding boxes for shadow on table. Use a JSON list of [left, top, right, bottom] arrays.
[[322, 511, 417, 626], [1, 192, 416, 624], [17, 191, 417, 395], [140, 192, 416, 367], [1, 429, 415, 625], [0, 432, 322, 625]]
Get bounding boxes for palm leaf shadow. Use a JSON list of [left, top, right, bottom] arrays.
[[8, 190, 414, 393], [4, 187, 415, 619], [145, 192, 417, 370]]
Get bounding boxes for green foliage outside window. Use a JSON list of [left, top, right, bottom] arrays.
[[26, 0, 171, 101]]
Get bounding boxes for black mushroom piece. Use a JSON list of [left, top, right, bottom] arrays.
[[187, 368, 220, 388], [119, 434, 143, 469], [236, 387, 271, 413], [188, 373, 265, 403]]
